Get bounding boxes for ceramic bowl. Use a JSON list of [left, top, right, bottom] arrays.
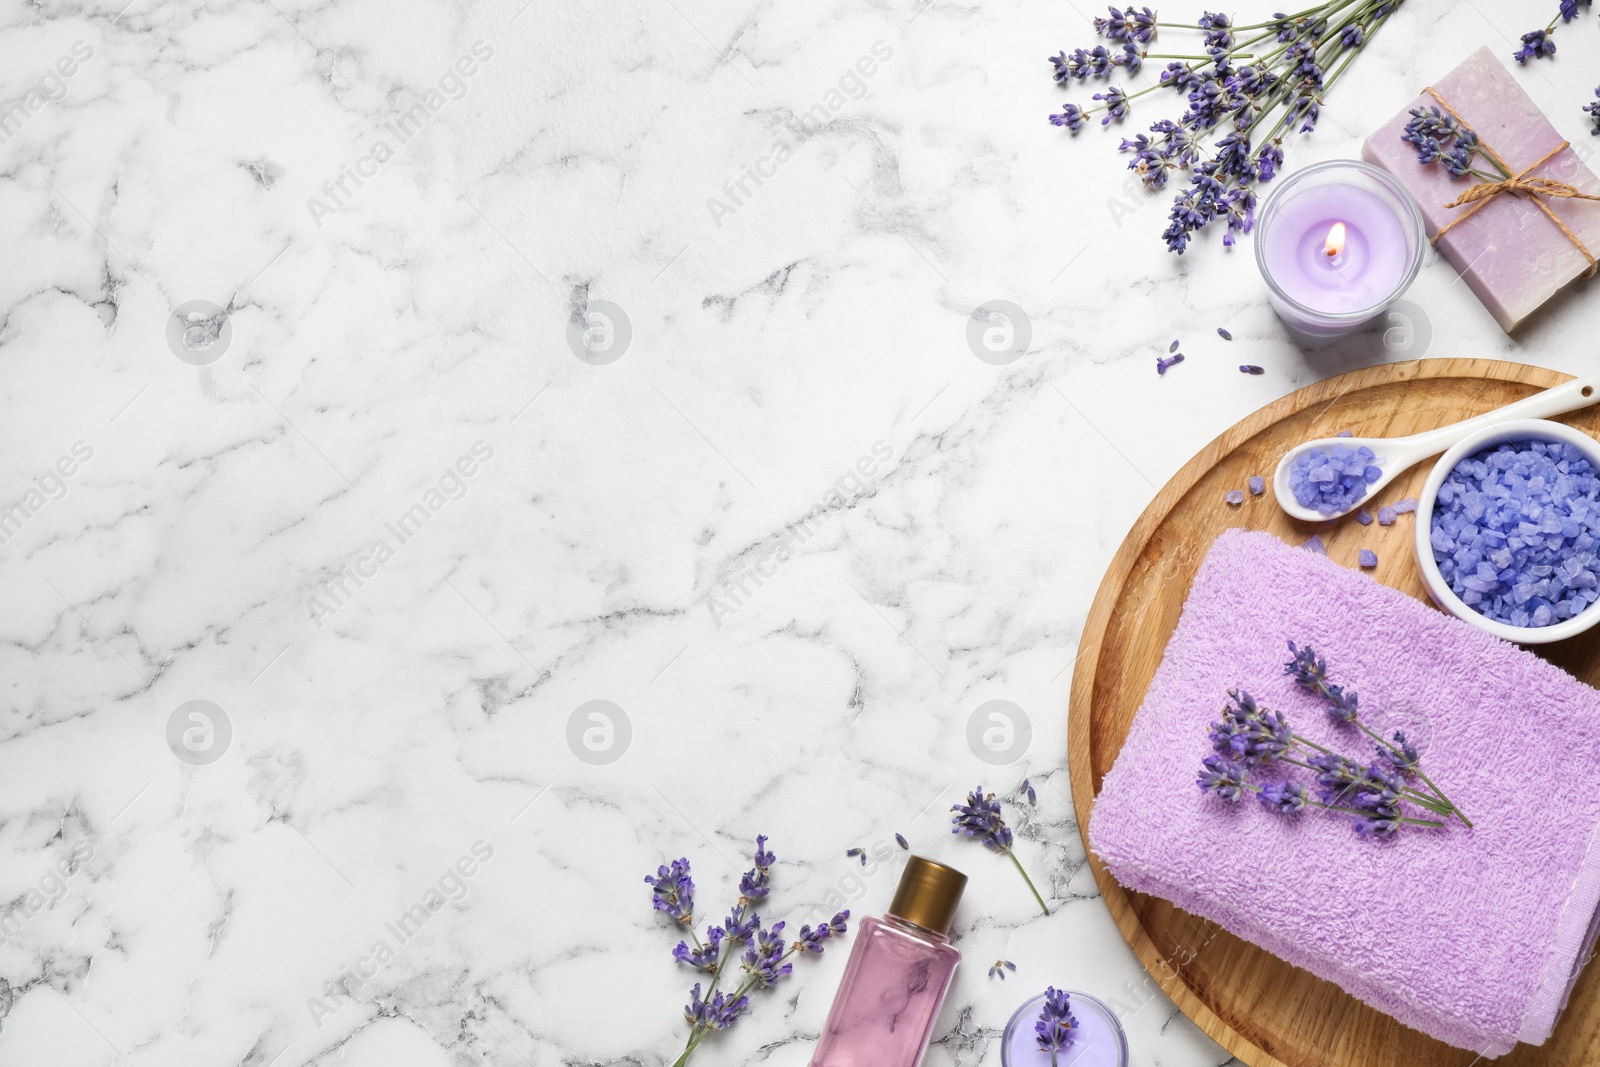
[[1413, 418, 1600, 645]]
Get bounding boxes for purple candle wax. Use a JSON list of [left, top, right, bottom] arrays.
[[1255, 160, 1424, 336], [1001, 991, 1128, 1067]]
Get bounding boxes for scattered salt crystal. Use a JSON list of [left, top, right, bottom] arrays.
[[1378, 506, 1397, 525], [1393, 497, 1417, 514], [1217, 327, 1233, 340], [1359, 549, 1378, 568], [1430, 438, 1600, 628], [1248, 475, 1265, 495], [1301, 535, 1327, 555], [1225, 489, 1245, 506], [1356, 508, 1374, 525], [1335, 430, 1353, 438]]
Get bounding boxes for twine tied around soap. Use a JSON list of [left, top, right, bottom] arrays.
[[1427, 86, 1600, 275], [1424, 86, 1600, 277]]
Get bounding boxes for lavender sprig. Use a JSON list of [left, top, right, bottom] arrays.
[[1199, 688, 1451, 835], [952, 785, 1051, 915], [1512, 1, 1589, 64], [1505, 3, 1600, 133], [650, 837, 852, 1067], [1401, 107, 1506, 183], [1048, 1, 1405, 254], [1035, 987, 1080, 1065], [1284, 643, 1470, 827]]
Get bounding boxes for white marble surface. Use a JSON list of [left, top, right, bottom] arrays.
[[1, 2, 1598, 1066]]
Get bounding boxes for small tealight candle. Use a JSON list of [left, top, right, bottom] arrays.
[[1001, 990, 1128, 1067], [1255, 160, 1425, 337]]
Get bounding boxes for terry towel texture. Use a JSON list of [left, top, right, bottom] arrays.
[[1087, 529, 1600, 1057]]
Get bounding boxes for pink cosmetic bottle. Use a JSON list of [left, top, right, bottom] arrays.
[[811, 856, 967, 1067]]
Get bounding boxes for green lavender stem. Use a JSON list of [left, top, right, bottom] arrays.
[[1356, 722, 1473, 828], [1242, 782, 1445, 828], [673, 942, 809, 1067], [1008, 849, 1051, 916], [1279, 751, 1455, 817]]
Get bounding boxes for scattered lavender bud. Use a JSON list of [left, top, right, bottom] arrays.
[[1393, 497, 1418, 514], [1156, 353, 1185, 375], [1217, 327, 1233, 340], [1301, 535, 1327, 555], [1239, 364, 1265, 374], [1357, 508, 1374, 525], [989, 959, 1017, 980], [1248, 475, 1265, 495], [1378, 506, 1397, 525], [1225, 489, 1245, 506], [845, 847, 866, 866], [1359, 548, 1378, 568], [1169, 339, 1180, 353], [894, 833, 908, 849], [1022, 778, 1037, 804]]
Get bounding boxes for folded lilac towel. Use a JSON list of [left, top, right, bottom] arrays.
[[1088, 529, 1600, 1057]]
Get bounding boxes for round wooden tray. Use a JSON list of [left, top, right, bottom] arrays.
[[1068, 358, 1600, 1067]]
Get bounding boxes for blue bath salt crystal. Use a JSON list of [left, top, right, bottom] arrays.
[[1225, 489, 1245, 506], [1357, 508, 1374, 525], [1359, 548, 1378, 568], [1248, 475, 1265, 496], [1287, 443, 1384, 514], [1429, 439, 1600, 628], [1378, 506, 1397, 525]]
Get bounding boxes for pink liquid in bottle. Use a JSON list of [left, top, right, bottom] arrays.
[[811, 856, 966, 1067]]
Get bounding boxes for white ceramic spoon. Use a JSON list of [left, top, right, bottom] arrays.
[[1273, 371, 1600, 522]]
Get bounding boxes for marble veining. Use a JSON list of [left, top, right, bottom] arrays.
[[0, 1, 1595, 1065]]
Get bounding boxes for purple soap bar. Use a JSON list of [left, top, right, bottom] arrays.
[[1362, 47, 1600, 332]]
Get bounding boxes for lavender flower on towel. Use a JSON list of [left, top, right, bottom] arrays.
[[1200, 691, 1451, 836], [1285, 642, 1359, 722], [650, 838, 851, 1067], [952, 785, 1051, 916], [1258, 780, 1308, 812], [1286, 641, 1471, 828], [1197, 754, 1248, 801]]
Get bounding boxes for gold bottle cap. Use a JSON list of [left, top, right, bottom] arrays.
[[888, 855, 967, 935]]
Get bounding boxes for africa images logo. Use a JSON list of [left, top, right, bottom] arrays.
[[304, 42, 494, 228]]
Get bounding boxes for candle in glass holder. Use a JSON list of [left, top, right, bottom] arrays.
[[1255, 159, 1425, 337], [1001, 990, 1128, 1067]]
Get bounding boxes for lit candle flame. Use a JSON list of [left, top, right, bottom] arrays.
[[1323, 221, 1347, 259]]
